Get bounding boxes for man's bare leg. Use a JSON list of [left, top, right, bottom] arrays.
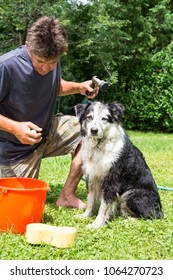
[[56, 146, 86, 209]]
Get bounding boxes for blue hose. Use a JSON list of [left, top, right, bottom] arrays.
[[157, 186, 173, 192], [82, 177, 173, 192]]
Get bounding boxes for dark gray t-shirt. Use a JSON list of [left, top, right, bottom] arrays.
[[0, 45, 60, 164]]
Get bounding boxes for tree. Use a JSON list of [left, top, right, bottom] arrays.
[[0, 0, 63, 54], [1, 0, 173, 130]]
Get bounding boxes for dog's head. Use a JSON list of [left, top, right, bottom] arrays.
[[75, 101, 125, 138]]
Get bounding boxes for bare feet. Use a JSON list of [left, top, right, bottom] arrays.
[[56, 192, 86, 209]]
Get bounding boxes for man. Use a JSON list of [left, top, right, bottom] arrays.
[[0, 16, 98, 209]]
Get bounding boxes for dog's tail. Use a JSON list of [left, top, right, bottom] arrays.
[[120, 189, 164, 219]]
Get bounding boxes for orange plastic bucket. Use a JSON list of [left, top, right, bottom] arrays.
[[0, 178, 50, 234]]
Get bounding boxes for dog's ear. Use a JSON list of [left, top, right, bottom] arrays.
[[109, 102, 125, 122], [74, 104, 85, 118], [74, 101, 91, 119]]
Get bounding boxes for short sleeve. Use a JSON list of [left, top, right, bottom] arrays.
[[0, 63, 9, 103]]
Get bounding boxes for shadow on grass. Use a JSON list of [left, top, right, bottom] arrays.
[[46, 181, 87, 204], [43, 181, 87, 224], [46, 183, 62, 204]]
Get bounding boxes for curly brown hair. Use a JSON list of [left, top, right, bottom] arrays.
[[26, 16, 68, 59]]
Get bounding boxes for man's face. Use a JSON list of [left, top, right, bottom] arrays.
[[30, 54, 58, 75], [26, 43, 59, 75]]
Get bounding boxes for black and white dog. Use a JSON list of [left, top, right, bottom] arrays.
[[75, 101, 163, 228]]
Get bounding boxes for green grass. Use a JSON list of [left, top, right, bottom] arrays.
[[0, 131, 173, 260]]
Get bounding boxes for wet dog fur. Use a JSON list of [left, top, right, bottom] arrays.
[[75, 101, 163, 228]]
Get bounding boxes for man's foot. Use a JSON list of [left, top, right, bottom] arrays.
[[56, 193, 86, 209]]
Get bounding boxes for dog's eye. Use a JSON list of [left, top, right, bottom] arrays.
[[101, 117, 108, 121], [86, 115, 93, 121]]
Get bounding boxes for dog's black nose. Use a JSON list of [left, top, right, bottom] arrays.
[[91, 127, 98, 135]]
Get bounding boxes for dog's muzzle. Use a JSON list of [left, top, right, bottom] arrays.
[[91, 127, 98, 136], [89, 126, 103, 138]]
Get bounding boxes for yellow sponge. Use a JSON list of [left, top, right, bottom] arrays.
[[26, 223, 77, 248]]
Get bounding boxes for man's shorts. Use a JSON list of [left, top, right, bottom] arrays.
[[0, 115, 81, 178]]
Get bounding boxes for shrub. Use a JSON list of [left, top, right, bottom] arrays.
[[120, 43, 173, 132]]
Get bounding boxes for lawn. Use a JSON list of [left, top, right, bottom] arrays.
[[0, 131, 173, 260]]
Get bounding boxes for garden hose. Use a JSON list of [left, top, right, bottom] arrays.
[[82, 177, 173, 192], [157, 186, 173, 192]]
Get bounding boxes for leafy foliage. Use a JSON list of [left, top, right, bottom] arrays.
[[120, 42, 173, 131], [1, 0, 173, 130]]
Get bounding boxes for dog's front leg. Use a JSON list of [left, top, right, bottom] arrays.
[[86, 199, 112, 229], [76, 191, 96, 219]]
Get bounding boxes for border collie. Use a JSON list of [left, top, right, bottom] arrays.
[[75, 101, 163, 228]]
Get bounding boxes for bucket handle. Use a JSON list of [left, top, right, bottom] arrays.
[[0, 187, 8, 195]]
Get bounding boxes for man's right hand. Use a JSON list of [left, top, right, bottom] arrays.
[[14, 121, 43, 145]]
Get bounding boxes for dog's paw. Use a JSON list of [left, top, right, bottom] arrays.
[[123, 217, 136, 223], [75, 213, 88, 219], [86, 223, 95, 229], [86, 222, 103, 229]]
